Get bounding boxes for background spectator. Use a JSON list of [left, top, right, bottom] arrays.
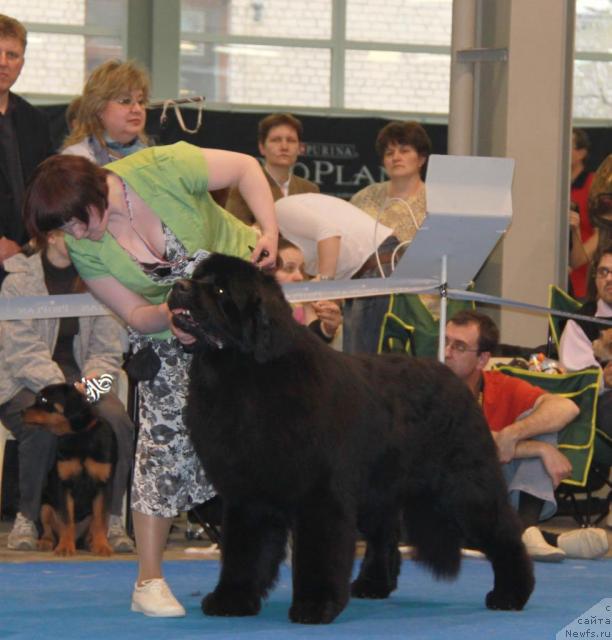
[[225, 112, 319, 225]]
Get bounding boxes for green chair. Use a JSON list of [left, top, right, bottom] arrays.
[[377, 293, 473, 357], [495, 364, 610, 525], [547, 284, 581, 357]]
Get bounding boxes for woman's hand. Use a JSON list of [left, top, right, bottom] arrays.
[[312, 300, 342, 337], [251, 232, 278, 270]]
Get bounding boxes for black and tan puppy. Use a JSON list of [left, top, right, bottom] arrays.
[[168, 254, 534, 625], [23, 383, 117, 556]]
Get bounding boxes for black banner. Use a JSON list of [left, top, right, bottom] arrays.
[[44, 104, 610, 201]]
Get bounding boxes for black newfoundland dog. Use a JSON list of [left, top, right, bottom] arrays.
[[168, 254, 534, 625]]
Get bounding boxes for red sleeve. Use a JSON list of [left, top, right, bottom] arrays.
[[482, 371, 547, 432]]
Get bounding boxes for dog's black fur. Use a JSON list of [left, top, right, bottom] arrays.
[[23, 383, 117, 556], [168, 254, 534, 624]]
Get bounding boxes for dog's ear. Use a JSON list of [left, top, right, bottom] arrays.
[[247, 292, 295, 364]]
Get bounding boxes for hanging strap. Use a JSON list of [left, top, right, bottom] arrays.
[[159, 96, 205, 134]]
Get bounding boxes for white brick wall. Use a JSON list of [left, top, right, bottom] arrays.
[[347, 0, 451, 45], [1, 0, 610, 118], [345, 50, 450, 112], [0, 0, 84, 25], [228, 0, 331, 38], [225, 45, 330, 107], [13, 33, 85, 95]]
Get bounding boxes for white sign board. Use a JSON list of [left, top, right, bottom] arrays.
[[392, 154, 514, 289]]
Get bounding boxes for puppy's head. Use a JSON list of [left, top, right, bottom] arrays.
[[22, 383, 94, 435], [167, 253, 296, 362]]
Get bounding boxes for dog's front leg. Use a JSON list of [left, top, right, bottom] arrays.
[[38, 504, 56, 551], [54, 459, 82, 556], [88, 492, 112, 556], [290, 494, 356, 624], [84, 459, 113, 556], [54, 493, 77, 556], [202, 500, 289, 617]]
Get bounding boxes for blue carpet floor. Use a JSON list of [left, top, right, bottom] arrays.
[[1, 557, 610, 639]]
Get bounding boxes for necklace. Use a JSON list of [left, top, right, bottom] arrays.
[[120, 178, 168, 263], [119, 178, 194, 278]]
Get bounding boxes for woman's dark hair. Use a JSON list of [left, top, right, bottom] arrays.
[[275, 236, 300, 270], [24, 155, 110, 240], [375, 121, 432, 179], [258, 113, 303, 144]]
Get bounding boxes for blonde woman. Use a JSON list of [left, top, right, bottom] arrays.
[[62, 59, 150, 165]]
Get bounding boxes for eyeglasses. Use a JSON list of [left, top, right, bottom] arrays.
[[113, 96, 147, 108], [445, 339, 480, 354], [595, 266, 612, 279]]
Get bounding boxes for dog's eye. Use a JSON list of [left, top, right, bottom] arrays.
[[40, 396, 48, 405], [213, 285, 225, 297]]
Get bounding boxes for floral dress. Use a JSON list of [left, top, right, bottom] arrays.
[[130, 224, 216, 517]]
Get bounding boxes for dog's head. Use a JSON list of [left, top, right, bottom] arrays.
[[167, 254, 297, 362], [22, 383, 95, 435]]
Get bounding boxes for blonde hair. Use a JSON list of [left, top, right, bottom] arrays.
[[62, 59, 150, 149]]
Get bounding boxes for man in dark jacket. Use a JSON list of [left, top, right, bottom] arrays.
[[0, 14, 53, 279]]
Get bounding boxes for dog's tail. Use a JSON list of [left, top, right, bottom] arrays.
[[402, 491, 463, 580]]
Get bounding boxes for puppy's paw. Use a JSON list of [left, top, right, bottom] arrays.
[[350, 577, 393, 599], [289, 599, 344, 624], [202, 588, 261, 617], [37, 537, 54, 552], [54, 539, 76, 556], [90, 538, 113, 557], [485, 589, 527, 611]]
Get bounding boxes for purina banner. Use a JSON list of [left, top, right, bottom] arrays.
[[43, 104, 610, 200]]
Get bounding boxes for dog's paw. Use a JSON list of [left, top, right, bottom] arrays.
[[90, 540, 113, 557], [202, 588, 261, 617], [54, 540, 76, 556], [289, 599, 344, 624], [37, 537, 54, 552], [350, 578, 393, 599], [485, 589, 527, 611]]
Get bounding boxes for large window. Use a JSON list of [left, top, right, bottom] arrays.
[[179, 0, 452, 117], [574, 0, 612, 120], [1, 0, 610, 122], [1, 0, 126, 98]]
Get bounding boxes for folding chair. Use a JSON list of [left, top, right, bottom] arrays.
[[377, 293, 473, 357], [495, 364, 611, 526], [547, 284, 582, 358]]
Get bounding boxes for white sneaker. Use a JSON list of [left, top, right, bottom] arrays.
[[521, 526, 566, 562], [131, 579, 186, 617], [108, 515, 135, 553], [557, 528, 609, 560], [7, 513, 38, 551]]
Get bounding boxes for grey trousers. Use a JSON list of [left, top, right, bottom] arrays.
[[0, 388, 135, 522], [503, 432, 558, 521]]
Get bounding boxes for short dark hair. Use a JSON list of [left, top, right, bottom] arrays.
[[24, 155, 109, 240], [375, 121, 432, 178], [447, 310, 500, 353], [276, 236, 300, 270], [258, 113, 303, 144]]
